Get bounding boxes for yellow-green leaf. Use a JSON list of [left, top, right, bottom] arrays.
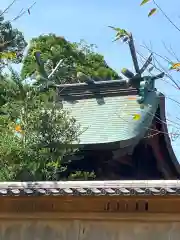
[[148, 8, 157, 17], [108, 26, 123, 32], [108, 26, 129, 35], [109, 26, 130, 42], [133, 114, 141, 120], [169, 62, 180, 70], [140, 0, 151, 6]]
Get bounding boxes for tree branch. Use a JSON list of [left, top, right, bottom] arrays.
[[48, 60, 63, 79], [153, 0, 180, 33], [0, 0, 17, 17]]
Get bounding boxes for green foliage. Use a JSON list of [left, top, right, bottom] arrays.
[[140, 0, 157, 17], [72, 39, 119, 80], [0, 69, 81, 181], [68, 171, 96, 180], [0, 116, 23, 180], [140, 0, 151, 6], [148, 8, 157, 17], [109, 26, 130, 42], [0, 11, 27, 70], [0, 67, 35, 117], [0, 14, 120, 180], [21, 35, 119, 83]]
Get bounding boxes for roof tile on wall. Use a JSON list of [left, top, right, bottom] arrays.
[[0, 180, 179, 196]]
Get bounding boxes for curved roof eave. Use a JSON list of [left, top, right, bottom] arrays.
[[158, 93, 180, 176]]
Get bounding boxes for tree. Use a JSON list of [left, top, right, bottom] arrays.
[[0, 10, 27, 113], [0, 34, 97, 181], [0, 68, 82, 181], [21, 34, 119, 84], [108, 2, 180, 144], [0, 11, 27, 71], [0, 8, 98, 181]]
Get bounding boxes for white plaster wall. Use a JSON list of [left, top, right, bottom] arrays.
[[0, 219, 180, 240]]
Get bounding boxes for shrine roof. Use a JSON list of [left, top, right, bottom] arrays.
[[0, 180, 180, 196], [58, 79, 160, 146]]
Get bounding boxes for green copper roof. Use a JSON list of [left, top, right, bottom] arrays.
[[62, 89, 160, 145]]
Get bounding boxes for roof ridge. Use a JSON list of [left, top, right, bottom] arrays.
[[57, 79, 131, 97], [0, 180, 179, 196], [0, 180, 179, 187]]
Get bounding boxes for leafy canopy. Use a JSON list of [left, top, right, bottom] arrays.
[[21, 35, 119, 83], [0, 11, 27, 70], [0, 68, 81, 181]]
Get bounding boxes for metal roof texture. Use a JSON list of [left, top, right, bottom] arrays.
[[61, 80, 160, 145]]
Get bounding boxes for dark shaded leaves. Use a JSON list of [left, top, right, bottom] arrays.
[[148, 8, 157, 17]]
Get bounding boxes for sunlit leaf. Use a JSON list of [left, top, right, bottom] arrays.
[[108, 26, 123, 32], [15, 125, 22, 132], [148, 8, 157, 17], [169, 62, 180, 70], [108, 26, 129, 36], [140, 0, 151, 6], [109, 26, 130, 42], [133, 114, 141, 120]]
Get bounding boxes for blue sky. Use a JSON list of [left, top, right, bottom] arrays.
[[1, 0, 180, 160]]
